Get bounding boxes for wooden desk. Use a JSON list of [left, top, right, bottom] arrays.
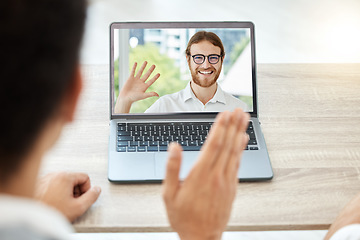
[[41, 64, 360, 232]]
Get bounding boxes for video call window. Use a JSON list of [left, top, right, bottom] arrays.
[[113, 27, 253, 114]]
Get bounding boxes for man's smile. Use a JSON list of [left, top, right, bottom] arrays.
[[198, 70, 213, 75]]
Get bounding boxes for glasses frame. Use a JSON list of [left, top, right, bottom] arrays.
[[191, 54, 223, 65]]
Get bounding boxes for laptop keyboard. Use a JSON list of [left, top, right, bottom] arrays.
[[116, 122, 258, 152]]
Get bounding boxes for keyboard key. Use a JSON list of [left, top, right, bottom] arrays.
[[132, 131, 141, 136], [118, 131, 131, 136], [193, 125, 201, 130], [183, 135, 191, 140], [192, 135, 201, 140], [127, 146, 136, 152], [149, 141, 158, 146], [199, 130, 208, 135], [154, 136, 162, 141], [189, 130, 197, 135], [117, 136, 132, 141], [137, 146, 146, 152], [188, 141, 197, 146], [117, 147, 127, 152], [173, 136, 181, 141], [118, 126, 126, 131], [139, 141, 149, 146], [250, 147, 259, 150], [159, 141, 168, 146], [182, 145, 201, 151], [147, 146, 158, 152], [130, 141, 139, 146], [134, 136, 143, 141], [159, 146, 168, 151], [164, 136, 172, 141], [248, 139, 257, 145], [117, 141, 129, 147], [203, 125, 211, 130], [247, 130, 256, 140], [180, 130, 188, 135], [144, 136, 153, 141]]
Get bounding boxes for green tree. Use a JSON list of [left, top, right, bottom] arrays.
[[224, 37, 250, 74]]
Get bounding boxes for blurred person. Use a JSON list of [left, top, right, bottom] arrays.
[[115, 31, 248, 113], [0, 1, 250, 240]]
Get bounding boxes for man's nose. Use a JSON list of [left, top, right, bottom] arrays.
[[202, 58, 211, 68]]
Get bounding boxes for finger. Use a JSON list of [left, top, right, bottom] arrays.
[[227, 129, 249, 182], [75, 186, 101, 215], [69, 172, 91, 194], [73, 185, 81, 197], [135, 61, 148, 78], [197, 111, 230, 170], [141, 64, 156, 81], [213, 110, 240, 173], [143, 91, 159, 99], [146, 73, 160, 87], [239, 111, 250, 133], [227, 111, 249, 180], [162, 142, 182, 202], [130, 62, 137, 76]]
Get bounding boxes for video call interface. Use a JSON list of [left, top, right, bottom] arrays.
[[112, 27, 253, 114]]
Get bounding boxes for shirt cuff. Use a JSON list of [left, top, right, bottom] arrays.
[[330, 224, 360, 240]]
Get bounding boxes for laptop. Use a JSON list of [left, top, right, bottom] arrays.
[[108, 21, 273, 182]]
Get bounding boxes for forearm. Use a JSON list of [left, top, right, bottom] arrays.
[[114, 97, 132, 114], [325, 193, 360, 240]]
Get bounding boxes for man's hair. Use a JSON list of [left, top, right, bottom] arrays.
[[0, 0, 86, 183], [185, 31, 225, 57]]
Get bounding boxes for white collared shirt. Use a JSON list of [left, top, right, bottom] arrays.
[[329, 224, 360, 240], [145, 82, 248, 113], [0, 194, 73, 240]]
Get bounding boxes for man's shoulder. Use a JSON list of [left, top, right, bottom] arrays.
[[0, 195, 72, 240]]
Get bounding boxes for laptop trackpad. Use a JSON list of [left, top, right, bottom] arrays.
[[154, 151, 200, 180], [108, 152, 155, 181]]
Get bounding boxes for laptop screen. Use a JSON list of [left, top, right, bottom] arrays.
[[110, 22, 256, 117]]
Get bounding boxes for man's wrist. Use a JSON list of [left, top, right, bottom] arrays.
[[178, 231, 222, 240]]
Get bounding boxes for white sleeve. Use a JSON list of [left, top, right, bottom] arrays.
[[330, 224, 360, 240]]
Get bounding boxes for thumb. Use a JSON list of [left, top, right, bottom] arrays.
[[76, 186, 101, 214], [144, 91, 159, 99], [162, 142, 182, 202]]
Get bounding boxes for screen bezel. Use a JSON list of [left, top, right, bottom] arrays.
[[110, 21, 258, 120]]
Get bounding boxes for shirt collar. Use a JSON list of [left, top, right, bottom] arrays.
[[183, 82, 227, 104]]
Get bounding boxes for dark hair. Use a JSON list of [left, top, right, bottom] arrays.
[[185, 31, 225, 57], [0, 0, 86, 183]]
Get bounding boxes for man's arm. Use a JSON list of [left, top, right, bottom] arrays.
[[162, 109, 249, 240], [35, 172, 101, 222], [325, 193, 360, 240]]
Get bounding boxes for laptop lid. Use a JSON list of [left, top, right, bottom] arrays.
[[109, 21, 258, 119]]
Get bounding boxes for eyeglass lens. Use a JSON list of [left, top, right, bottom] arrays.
[[192, 54, 220, 64]]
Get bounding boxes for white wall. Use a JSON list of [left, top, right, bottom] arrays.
[[81, 0, 360, 64]]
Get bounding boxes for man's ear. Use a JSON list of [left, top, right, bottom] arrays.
[[186, 55, 191, 66], [61, 64, 83, 122]]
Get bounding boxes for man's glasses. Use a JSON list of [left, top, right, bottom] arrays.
[[191, 54, 222, 65]]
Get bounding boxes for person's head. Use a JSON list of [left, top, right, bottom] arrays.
[[185, 31, 225, 88], [0, 0, 86, 185]]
